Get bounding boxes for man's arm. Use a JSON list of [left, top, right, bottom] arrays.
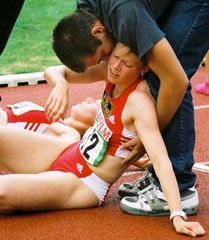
[[146, 37, 189, 130], [44, 63, 107, 121], [44, 65, 71, 121]]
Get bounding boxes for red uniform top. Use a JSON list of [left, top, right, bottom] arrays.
[[79, 79, 142, 166], [103, 79, 141, 158]]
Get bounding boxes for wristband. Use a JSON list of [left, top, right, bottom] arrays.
[[170, 211, 187, 221]]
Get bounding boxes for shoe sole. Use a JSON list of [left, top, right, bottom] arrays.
[[120, 201, 199, 216]]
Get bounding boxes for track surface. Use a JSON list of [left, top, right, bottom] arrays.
[[0, 68, 208, 240]]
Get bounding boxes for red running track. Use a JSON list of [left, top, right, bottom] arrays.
[[0, 68, 209, 240]]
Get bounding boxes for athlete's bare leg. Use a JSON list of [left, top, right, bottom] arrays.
[[0, 126, 99, 212], [0, 126, 74, 173], [0, 171, 99, 212]]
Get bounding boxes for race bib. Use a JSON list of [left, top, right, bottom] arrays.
[[7, 101, 44, 116], [80, 109, 112, 166]]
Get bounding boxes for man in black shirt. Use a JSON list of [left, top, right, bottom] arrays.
[[0, 0, 25, 105], [51, 0, 209, 222], [0, 0, 25, 55]]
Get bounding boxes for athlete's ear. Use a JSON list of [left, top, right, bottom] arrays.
[[142, 65, 150, 74], [140, 65, 150, 77], [91, 21, 105, 38]]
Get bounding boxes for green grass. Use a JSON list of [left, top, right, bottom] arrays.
[[0, 0, 76, 75]]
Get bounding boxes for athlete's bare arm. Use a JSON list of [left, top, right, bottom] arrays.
[[146, 38, 189, 130], [125, 90, 204, 237]]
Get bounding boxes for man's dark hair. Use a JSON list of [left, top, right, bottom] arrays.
[[53, 9, 102, 72]]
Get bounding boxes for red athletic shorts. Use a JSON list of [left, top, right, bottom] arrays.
[[50, 141, 92, 177], [50, 141, 110, 204]]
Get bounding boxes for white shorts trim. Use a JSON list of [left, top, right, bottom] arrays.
[[80, 173, 110, 205]]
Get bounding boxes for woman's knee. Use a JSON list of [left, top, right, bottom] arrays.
[[0, 179, 15, 212]]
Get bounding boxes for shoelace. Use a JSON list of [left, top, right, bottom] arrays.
[[137, 185, 166, 204], [135, 172, 155, 191]]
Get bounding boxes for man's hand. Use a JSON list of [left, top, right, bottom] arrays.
[[45, 82, 69, 121], [121, 136, 146, 166]]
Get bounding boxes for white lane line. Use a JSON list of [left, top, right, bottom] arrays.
[[193, 162, 209, 173], [122, 162, 209, 178], [194, 105, 209, 110]]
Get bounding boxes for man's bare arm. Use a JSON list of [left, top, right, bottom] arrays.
[[44, 63, 107, 121], [146, 37, 189, 130]]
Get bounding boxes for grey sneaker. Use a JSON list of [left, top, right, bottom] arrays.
[[120, 186, 199, 216], [118, 170, 154, 198]]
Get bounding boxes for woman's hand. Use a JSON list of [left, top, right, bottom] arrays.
[[133, 154, 151, 170], [173, 216, 205, 237], [121, 136, 145, 166], [0, 108, 7, 125]]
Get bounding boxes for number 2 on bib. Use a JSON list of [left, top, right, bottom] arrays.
[[80, 120, 112, 166]]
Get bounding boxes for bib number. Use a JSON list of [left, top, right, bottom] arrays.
[[81, 131, 99, 160], [80, 114, 112, 166]]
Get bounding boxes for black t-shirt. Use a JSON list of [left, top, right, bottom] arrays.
[[77, 0, 174, 58]]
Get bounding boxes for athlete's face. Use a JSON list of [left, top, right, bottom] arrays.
[[70, 98, 100, 125], [107, 43, 145, 85]]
